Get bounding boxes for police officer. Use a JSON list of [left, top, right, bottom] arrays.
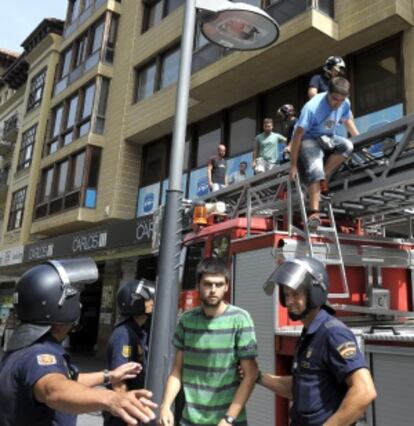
[[308, 56, 346, 98], [0, 258, 157, 426], [104, 279, 155, 426], [260, 257, 377, 425]]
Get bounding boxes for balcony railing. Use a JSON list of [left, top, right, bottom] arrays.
[[2, 113, 19, 142], [192, 0, 335, 73]]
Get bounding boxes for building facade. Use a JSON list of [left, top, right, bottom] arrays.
[[0, 0, 414, 352]]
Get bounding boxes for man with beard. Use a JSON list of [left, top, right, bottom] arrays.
[[159, 257, 258, 426], [104, 279, 155, 425], [259, 257, 376, 426]]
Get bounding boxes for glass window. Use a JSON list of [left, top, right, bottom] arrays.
[[60, 49, 73, 78], [27, 68, 47, 111], [165, 0, 184, 14], [56, 161, 69, 195], [72, 151, 85, 189], [70, 0, 81, 23], [95, 78, 110, 133], [82, 83, 95, 119], [18, 125, 37, 170], [43, 168, 54, 201], [52, 105, 64, 138], [74, 35, 87, 67], [142, 139, 168, 186], [146, 1, 163, 30], [91, 20, 105, 54], [136, 62, 156, 101], [66, 95, 79, 129], [160, 47, 180, 89], [353, 37, 403, 116], [7, 187, 27, 231], [228, 100, 257, 156], [197, 115, 222, 167], [87, 148, 101, 187]]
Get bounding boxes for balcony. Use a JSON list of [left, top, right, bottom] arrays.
[[0, 168, 10, 203], [2, 113, 19, 143], [192, 0, 335, 74]]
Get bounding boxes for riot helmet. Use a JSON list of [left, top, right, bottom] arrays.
[[117, 279, 155, 321], [323, 56, 346, 76], [7, 257, 98, 351], [263, 257, 333, 320], [277, 104, 296, 120]]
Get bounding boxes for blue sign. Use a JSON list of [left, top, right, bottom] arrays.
[[227, 152, 253, 177], [189, 167, 209, 199], [137, 183, 160, 217]]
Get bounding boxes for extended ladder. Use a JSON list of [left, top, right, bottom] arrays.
[[288, 174, 350, 298]]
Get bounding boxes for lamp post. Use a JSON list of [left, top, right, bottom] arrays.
[[146, 0, 280, 413]]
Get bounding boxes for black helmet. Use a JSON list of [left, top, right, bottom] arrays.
[[277, 104, 296, 120], [7, 258, 98, 351], [324, 56, 346, 75], [117, 279, 155, 318], [264, 257, 333, 317]]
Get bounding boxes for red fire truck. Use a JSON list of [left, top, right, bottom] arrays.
[[177, 114, 414, 426]]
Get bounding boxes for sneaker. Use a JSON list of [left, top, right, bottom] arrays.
[[307, 212, 320, 232]]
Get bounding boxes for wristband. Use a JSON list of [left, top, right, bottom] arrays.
[[103, 369, 111, 385]]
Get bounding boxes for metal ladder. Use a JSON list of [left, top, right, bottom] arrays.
[[288, 174, 350, 298]]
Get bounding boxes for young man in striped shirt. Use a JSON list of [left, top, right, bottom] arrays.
[[159, 257, 258, 426]]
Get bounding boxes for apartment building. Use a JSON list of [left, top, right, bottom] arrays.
[[0, 0, 413, 352]]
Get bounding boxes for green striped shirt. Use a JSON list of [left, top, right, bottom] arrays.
[[173, 304, 257, 426]]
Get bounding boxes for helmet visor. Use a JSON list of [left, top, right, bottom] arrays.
[[263, 260, 309, 295]]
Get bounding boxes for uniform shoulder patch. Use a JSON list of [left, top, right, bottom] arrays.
[[37, 354, 57, 366], [336, 341, 357, 359], [122, 345, 132, 358]]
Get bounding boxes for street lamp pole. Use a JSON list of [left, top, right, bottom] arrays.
[[145, 0, 197, 409], [145, 0, 279, 416]]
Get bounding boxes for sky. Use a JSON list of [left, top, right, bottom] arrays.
[[0, 0, 68, 54]]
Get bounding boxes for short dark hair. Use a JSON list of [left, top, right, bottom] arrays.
[[328, 77, 350, 96], [240, 161, 247, 166], [263, 118, 273, 125], [196, 257, 229, 285]]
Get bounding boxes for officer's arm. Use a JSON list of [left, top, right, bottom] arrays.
[[159, 350, 183, 424], [323, 368, 377, 426], [33, 372, 157, 424], [218, 357, 258, 425], [257, 372, 293, 400], [77, 362, 141, 387]]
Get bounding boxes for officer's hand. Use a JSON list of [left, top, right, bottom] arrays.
[[110, 362, 142, 385], [159, 405, 174, 426], [289, 165, 298, 181], [109, 389, 157, 425]]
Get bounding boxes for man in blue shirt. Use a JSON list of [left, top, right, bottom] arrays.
[[0, 258, 156, 426], [259, 257, 376, 426], [289, 77, 359, 230], [104, 279, 155, 426]]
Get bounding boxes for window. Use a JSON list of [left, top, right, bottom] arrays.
[[352, 36, 403, 116], [7, 187, 27, 231], [46, 78, 109, 155], [141, 139, 169, 186], [160, 46, 180, 89], [35, 147, 101, 218], [197, 114, 222, 167], [143, 0, 184, 32], [135, 44, 180, 102], [228, 100, 257, 156], [27, 68, 46, 111], [18, 125, 37, 170]]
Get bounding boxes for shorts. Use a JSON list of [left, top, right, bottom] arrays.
[[299, 136, 353, 184], [254, 157, 278, 174]]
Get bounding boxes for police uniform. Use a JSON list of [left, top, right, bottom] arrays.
[[104, 317, 148, 426], [0, 334, 77, 426], [290, 309, 367, 426]]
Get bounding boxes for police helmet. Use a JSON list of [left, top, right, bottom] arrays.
[[7, 258, 98, 351], [264, 257, 333, 313], [324, 56, 346, 75], [277, 104, 296, 120], [117, 279, 155, 318]]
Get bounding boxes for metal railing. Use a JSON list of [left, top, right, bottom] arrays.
[[2, 114, 19, 142]]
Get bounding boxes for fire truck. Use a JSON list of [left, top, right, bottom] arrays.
[[177, 114, 414, 426]]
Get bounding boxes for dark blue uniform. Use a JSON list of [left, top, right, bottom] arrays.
[[308, 73, 330, 94], [0, 334, 77, 426], [104, 317, 148, 426], [290, 309, 367, 426]]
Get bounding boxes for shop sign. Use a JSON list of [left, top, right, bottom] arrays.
[[0, 246, 24, 267]]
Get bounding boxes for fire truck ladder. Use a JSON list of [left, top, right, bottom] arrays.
[[288, 174, 349, 298]]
